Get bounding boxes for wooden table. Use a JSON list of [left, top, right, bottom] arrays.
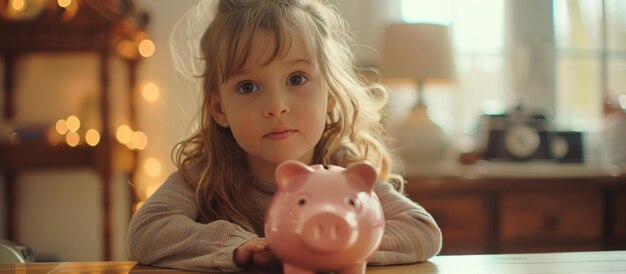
[[1, 250, 624, 273]]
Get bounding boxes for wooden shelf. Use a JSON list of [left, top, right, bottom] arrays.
[[1, 143, 96, 169], [1, 0, 145, 260], [0, 142, 136, 171], [0, 0, 137, 53]]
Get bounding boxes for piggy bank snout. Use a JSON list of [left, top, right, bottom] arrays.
[[301, 212, 356, 252]]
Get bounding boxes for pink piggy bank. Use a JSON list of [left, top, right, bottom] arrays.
[[265, 160, 384, 274]]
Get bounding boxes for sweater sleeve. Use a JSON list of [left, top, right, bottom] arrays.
[[367, 181, 442, 265], [127, 172, 258, 272]]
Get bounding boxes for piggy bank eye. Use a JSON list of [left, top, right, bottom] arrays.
[[296, 195, 308, 206], [346, 197, 361, 208], [298, 198, 307, 206]]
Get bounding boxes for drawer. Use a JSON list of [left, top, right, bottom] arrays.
[[614, 191, 626, 240], [500, 191, 603, 242], [416, 195, 490, 253]]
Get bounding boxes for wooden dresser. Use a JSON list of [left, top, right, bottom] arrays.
[[403, 163, 626, 254]]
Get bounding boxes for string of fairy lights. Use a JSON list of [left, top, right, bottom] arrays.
[[9, 78, 163, 188]]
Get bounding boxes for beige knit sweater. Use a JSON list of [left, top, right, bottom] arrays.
[[127, 171, 442, 272]]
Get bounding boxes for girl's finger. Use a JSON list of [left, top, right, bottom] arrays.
[[253, 251, 278, 266]]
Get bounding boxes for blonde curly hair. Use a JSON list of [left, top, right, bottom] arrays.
[[173, 0, 397, 234]]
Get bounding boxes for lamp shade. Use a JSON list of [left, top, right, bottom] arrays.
[[380, 23, 455, 82], [381, 24, 456, 167]]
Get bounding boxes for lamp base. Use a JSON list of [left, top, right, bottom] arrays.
[[392, 106, 449, 164]]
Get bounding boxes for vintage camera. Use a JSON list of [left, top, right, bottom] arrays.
[[476, 111, 583, 163]]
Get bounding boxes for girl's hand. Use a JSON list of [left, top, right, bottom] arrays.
[[233, 237, 279, 267]]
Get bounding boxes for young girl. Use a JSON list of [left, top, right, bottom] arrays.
[[127, 0, 442, 272]]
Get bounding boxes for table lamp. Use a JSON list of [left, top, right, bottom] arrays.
[[380, 23, 456, 165]]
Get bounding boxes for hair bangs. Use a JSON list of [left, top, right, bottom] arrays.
[[214, 2, 321, 83]]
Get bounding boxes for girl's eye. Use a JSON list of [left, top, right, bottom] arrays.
[[235, 81, 259, 94], [287, 73, 308, 86]]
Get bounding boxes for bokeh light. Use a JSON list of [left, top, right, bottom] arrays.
[[65, 131, 80, 147], [66, 115, 81, 132], [132, 131, 149, 150], [57, 0, 72, 8], [144, 157, 162, 177], [138, 39, 155, 58], [85, 129, 101, 146], [116, 125, 133, 145], [10, 0, 26, 12], [141, 82, 160, 102], [55, 119, 68, 135], [145, 183, 160, 199]]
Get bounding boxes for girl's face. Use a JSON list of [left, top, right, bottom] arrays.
[[210, 30, 334, 183]]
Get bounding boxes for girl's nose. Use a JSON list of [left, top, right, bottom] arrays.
[[264, 91, 290, 117], [264, 102, 290, 117]]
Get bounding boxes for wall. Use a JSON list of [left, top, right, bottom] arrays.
[[332, 0, 402, 66]]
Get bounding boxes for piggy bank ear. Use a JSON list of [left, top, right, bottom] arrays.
[[275, 160, 313, 192], [345, 161, 378, 192]]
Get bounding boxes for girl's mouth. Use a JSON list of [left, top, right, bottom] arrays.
[[264, 128, 297, 140]]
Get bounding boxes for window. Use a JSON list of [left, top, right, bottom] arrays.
[[554, 0, 626, 130], [399, 0, 626, 138]]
